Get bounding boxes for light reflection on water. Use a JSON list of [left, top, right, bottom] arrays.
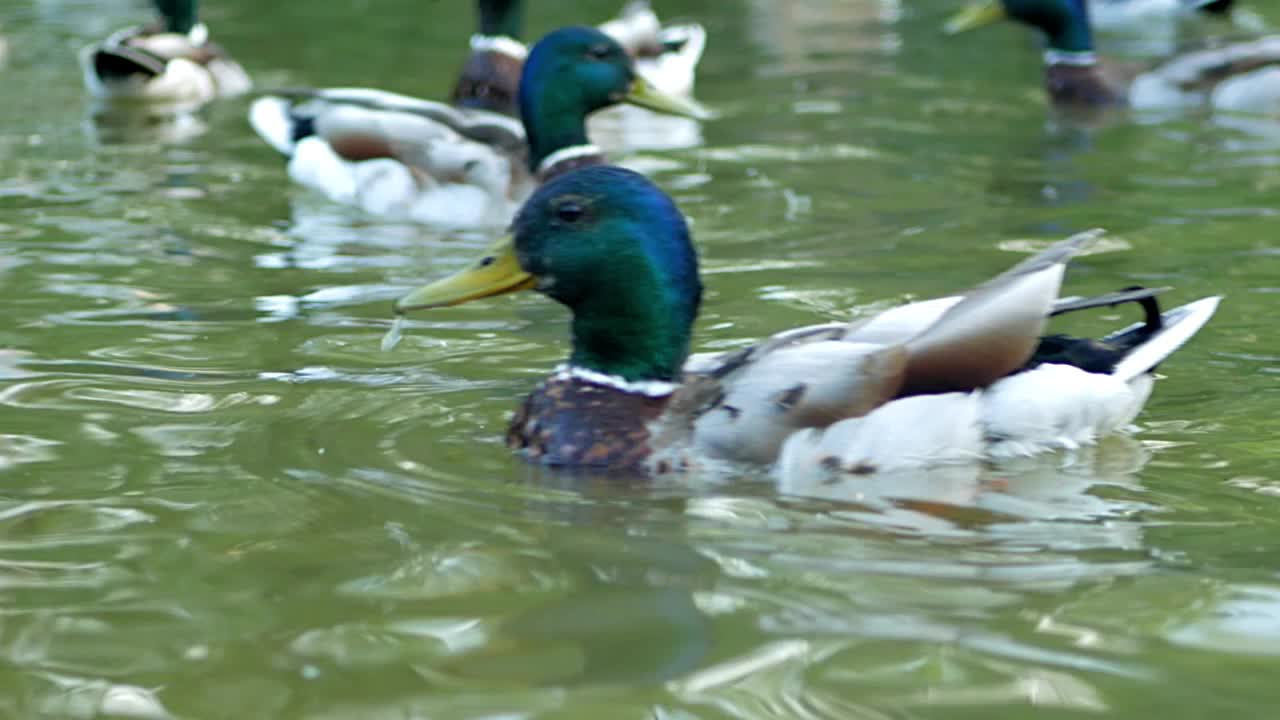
[[1, 0, 1280, 716]]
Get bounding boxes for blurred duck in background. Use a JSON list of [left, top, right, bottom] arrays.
[[946, 0, 1280, 115], [599, 0, 706, 99], [448, 0, 706, 116], [447, 0, 528, 117], [79, 0, 250, 106], [1087, 0, 1247, 56], [249, 4, 708, 229], [1087, 0, 1234, 35]]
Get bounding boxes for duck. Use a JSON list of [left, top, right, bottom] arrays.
[[390, 165, 1220, 477], [249, 26, 708, 229], [447, 0, 527, 116], [598, 0, 707, 100], [447, 0, 706, 117], [79, 0, 251, 105], [945, 0, 1280, 113]]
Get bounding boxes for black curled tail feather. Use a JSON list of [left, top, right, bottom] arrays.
[[92, 45, 166, 81], [1025, 286, 1167, 374]]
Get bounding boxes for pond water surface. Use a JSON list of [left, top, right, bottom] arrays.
[[2, 0, 1280, 717]]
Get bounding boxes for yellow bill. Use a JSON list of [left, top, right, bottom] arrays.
[[944, 0, 1007, 33], [394, 234, 535, 313], [623, 76, 713, 120]]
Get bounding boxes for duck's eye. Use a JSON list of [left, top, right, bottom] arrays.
[[556, 202, 585, 223], [586, 44, 612, 60]]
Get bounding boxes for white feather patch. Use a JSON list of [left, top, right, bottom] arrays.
[[981, 364, 1143, 459], [1043, 50, 1099, 67], [552, 365, 678, 397], [774, 392, 985, 483], [469, 34, 528, 60], [536, 144, 603, 175], [249, 96, 296, 154], [288, 137, 358, 204]]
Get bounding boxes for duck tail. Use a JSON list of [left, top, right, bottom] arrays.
[[658, 21, 707, 69], [1106, 295, 1221, 381], [88, 43, 166, 83], [1188, 0, 1235, 16], [1051, 285, 1169, 318], [1030, 287, 1220, 381], [249, 96, 312, 155]]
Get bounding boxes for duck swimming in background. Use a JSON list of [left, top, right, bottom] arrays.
[[391, 166, 1219, 476], [946, 0, 1280, 113], [80, 0, 250, 104], [448, 0, 528, 117], [250, 26, 707, 229], [598, 0, 707, 100], [449, 0, 706, 117], [1088, 0, 1234, 36]]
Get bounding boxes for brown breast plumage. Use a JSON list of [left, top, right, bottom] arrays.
[[1045, 64, 1123, 108], [506, 375, 672, 470], [451, 49, 524, 117]]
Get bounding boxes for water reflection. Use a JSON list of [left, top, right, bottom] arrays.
[[84, 103, 209, 146], [746, 0, 903, 75], [778, 438, 1151, 548]]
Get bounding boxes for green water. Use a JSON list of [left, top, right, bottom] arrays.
[[1, 0, 1280, 717]]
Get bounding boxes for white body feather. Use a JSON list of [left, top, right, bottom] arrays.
[[1130, 37, 1280, 113], [1210, 66, 1280, 115], [981, 364, 1152, 458], [776, 392, 986, 479]]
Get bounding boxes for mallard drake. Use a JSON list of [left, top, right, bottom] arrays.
[[446, 0, 527, 117], [249, 26, 707, 228], [946, 0, 1280, 113], [80, 0, 251, 105], [599, 0, 707, 99], [391, 166, 1220, 476]]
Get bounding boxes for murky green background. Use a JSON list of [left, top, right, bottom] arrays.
[[1, 0, 1279, 716]]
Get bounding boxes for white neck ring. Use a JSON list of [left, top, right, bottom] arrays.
[[1044, 50, 1098, 67], [536, 144, 602, 175], [470, 34, 528, 60], [553, 365, 678, 398]]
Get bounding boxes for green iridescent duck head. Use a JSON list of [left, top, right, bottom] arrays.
[[396, 166, 702, 383], [153, 0, 199, 34], [518, 26, 709, 171], [945, 0, 1095, 54]]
